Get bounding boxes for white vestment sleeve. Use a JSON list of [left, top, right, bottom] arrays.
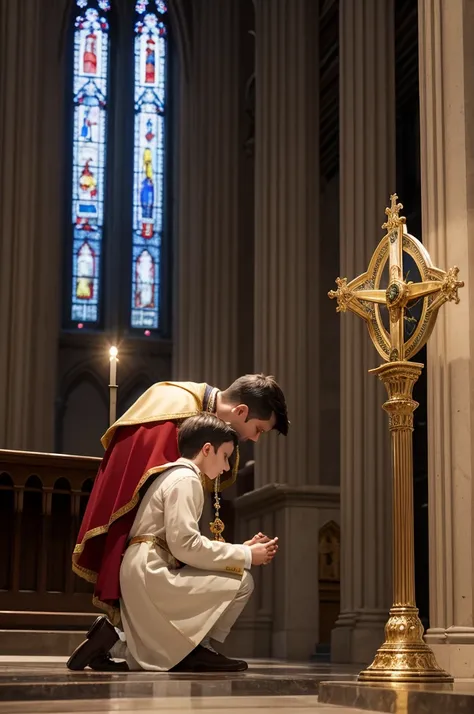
[[239, 545, 252, 570], [163, 474, 246, 574]]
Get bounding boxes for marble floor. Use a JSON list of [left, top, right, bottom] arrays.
[[0, 694, 369, 714], [0, 657, 363, 713], [3, 657, 474, 713]]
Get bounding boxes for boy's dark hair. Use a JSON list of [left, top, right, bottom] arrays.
[[221, 374, 289, 436], [178, 413, 238, 458]]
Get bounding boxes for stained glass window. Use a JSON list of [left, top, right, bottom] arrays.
[[131, 0, 168, 330], [70, 0, 110, 325]]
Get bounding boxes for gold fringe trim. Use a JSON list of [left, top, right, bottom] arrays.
[[72, 560, 98, 583], [101, 382, 207, 449], [72, 464, 172, 582], [92, 595, 121, 626], [101, 410, 201, 449]]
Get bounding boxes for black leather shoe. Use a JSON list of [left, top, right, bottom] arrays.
[[171, 645, 248, 672], [89, 652, 129, 672], [67, 616, 120, 671]]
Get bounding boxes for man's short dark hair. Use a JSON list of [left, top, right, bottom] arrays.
[[178, 414, 238, 459], [221, 374, 289, 436]]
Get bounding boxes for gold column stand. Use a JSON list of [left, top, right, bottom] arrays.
[[329, 195, 464, 683], [360, 361, 451, 682]]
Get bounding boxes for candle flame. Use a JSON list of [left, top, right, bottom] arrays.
[[109, 346, 118, 358]]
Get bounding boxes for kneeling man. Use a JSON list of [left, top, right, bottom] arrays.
[[69, 414, 278, 672]]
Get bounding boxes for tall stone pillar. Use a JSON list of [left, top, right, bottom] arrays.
[[418, 0, 474, 678], [331, 0, 394, 664], [0, 1, 63, 450], [232, 0, 333, 662], [173, 0, 240, 388], [253, 0, 319, 490]]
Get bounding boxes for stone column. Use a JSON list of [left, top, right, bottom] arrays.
[[331, 0, 394, 664], [418, 0, 474, 678], [253, 0, 319, 490], [173, 0, 240, 388], [232, 0, 323, 661], [0, 1, 63, 450]]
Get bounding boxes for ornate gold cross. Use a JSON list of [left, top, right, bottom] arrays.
[[328, 194, 464, 362], [328, 194, 464, 683]]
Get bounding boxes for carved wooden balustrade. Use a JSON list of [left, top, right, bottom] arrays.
[[0, 449, 100, 628]]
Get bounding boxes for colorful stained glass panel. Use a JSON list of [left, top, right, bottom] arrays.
[[131, 1, 167, 330], [71, 0, 110, 325]]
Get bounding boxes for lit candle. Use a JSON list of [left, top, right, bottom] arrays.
[[109, 346, 118, 387], [109, 346, 118, 425]]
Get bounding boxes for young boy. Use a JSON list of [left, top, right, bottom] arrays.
[[68, 414, 278, 673]]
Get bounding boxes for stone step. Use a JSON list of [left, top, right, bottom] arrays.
[[0, 611, 97, 655], [0, 629, 86, 656], [319, 680, 474, 714], [0, 610, 97, 629]]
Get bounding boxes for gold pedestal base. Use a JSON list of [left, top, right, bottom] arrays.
[[358, 606, 453, 683]]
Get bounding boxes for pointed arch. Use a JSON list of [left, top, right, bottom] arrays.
[[0, 473, 13, 487], [59, 370, 108, 456], [81, 478, 94, 492], [57, 364, 109, 454], [318, 520, 340, 582], [118, 372, 153, 414], [54, 477, 72, 491], [25, 475, 43, 490], [60, 364, 109, 409]]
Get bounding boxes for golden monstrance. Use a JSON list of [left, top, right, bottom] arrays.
[[329, 195, 464, 683]]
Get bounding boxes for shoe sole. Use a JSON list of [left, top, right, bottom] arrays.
[[177, 666, 248, 672], [193, 665, 248, 672], [173, 662, 248, 673]]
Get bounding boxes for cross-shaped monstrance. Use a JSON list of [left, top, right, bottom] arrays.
[[329, 195, 464, 362]]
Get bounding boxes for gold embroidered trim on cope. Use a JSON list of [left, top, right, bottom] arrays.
[[72, 560, 98, 583], [92, 595, 121, 626], [206, 387, 219, 415], [100, 382, 207, 449], [72, 464, 172, 567]]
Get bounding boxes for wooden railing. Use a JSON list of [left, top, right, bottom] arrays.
[[0, 449, 101, 628]]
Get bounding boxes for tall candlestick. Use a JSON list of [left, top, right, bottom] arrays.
[[109, 346, 118, 426]]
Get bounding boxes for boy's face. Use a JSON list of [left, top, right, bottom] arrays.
[[201, 441, 235, 480], [228, 405, 276, 443]]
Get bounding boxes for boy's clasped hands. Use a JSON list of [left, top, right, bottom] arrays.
[[243, 532, 279, 566]]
